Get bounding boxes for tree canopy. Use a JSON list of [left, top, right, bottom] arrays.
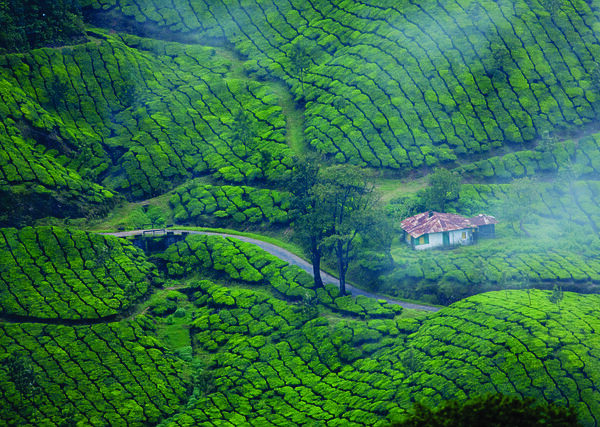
[[290, 161, 390, 294], [419, 168, 461, 212], [0, 0, 86, 53]]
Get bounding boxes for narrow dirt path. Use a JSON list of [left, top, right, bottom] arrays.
[[102, 229, 440, 312]]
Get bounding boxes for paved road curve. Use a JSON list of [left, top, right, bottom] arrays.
[[101, 229, 440, 312]]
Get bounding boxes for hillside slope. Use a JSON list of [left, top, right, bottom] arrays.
[[2, 229, 599, 426], [82, 0, 600, 168]]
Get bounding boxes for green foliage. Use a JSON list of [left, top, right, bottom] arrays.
[[170, 182, 291, 226], [394, 393, 577, 427], [418, 168, 461, 212], [164, 279, 413, 425], [81, 0, 600, 170], [0, 0, 86, 53], [0, 31, 293, 207], [393, 291, 597, 425], [0, 226, 156, 319], [164, 234, 399, 319], [0, 320, 188, 426]]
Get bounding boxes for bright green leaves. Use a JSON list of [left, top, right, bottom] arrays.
[[0, 226, 155, 319], [0, 320, 188, 426], [170, 182, 291, 225]]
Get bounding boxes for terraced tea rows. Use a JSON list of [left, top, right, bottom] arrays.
[[457, 132, 600, 181], [164, 234, 402, 318], [160, 279, 418, 427], [0, 31, 292, 199], [170, 182, 291, 225], [389, 291, 600, 426], [83, 0, 600, 169], [387, 238, 600, 304], [0, 226, 156, 320], [0, 133, 115, 225], [0, 320, 188, 426]]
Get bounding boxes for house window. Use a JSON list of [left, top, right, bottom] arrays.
[[417, 235, 429, 245], [462, 231, 466, 239]]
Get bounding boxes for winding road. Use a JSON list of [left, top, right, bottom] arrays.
[[102, 229, 440, 312]]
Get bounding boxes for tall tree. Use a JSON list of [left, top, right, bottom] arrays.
[[314, 164, 387, 295], [498, 177, 537, 237], [288, 155, 325, 288], [419, 168, 461, 212]]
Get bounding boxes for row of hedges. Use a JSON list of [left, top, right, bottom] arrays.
[[160, 279, 417, 426], [170, 182, 291, 225], [386, 290, 600, 427], [83, 0, 600, 170], [0, 319, 188, 426], [164, 234, 402, 319], [0, 31, 293, 201], [456, 133, 600, 181], [0, 226, 156, 319], [0, 132, 115, 226], [385, 241, 600, 304]]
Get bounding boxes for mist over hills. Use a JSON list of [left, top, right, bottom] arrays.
[[2, 0, 600, 425]]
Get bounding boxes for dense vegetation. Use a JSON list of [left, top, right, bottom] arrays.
[[170, 182, 291, 226], [0, 226, 156, 319], [82, 0, 600, 168], [0, 0, 87, 53], [4, 0, 600, 425]]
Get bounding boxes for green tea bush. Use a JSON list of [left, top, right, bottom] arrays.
[[0, 319, 188, 426], [165, 234, 400, 318], [170, 182, 291, 225], [0, 226, 156, 319], [161, 279, 413, 426], [82, 0, 600, 171], [391, 291, 600, 426], [0, 31, 293, 203]]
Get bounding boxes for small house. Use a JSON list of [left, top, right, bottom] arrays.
[[468, 214, 498, 239], [401, 211, 476, 250], [400, 211, 497, 250]]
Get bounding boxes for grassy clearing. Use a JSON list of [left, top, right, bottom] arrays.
[[271, 81, 306, 157], [376, 176, 428, 202]]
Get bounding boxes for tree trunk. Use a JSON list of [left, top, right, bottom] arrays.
[[337, 240, 346, 295], [519, 219, 531, 237], [310, 236, 323, 288]]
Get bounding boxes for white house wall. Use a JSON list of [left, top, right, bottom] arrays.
[[449, 229, 473, 246], [414, 229, 473, 250], [414, 232, 443, 250]]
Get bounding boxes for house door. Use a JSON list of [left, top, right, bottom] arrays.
[[443, 232, 449, 246]]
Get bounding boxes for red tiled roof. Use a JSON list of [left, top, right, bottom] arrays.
[[468, 214, 498, 226], [401, 211, 475, 238]]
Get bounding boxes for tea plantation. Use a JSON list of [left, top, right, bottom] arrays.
[[3, 0, 600, 425], [0, 226, 156, 320], [82, 0, 600, 168], [3, 233, 600, 425]]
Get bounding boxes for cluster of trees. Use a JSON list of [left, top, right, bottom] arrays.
[[0, 0, 86, 53], [288, 158, 392, 294]]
